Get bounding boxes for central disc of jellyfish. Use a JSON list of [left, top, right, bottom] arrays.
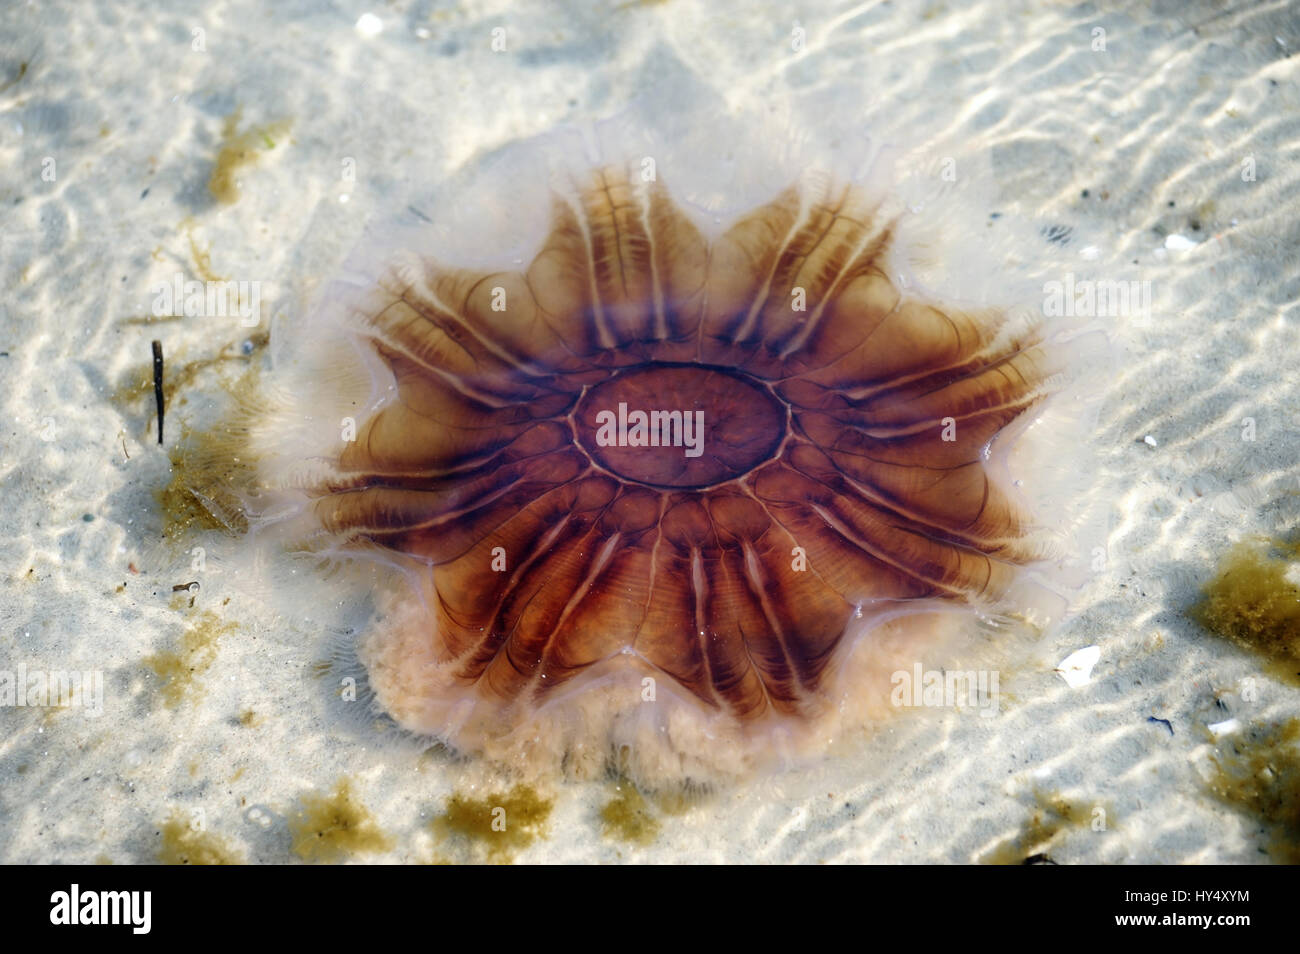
[[573, 364, 787, 489]]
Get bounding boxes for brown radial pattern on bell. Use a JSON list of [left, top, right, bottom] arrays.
[[313, 166, 1055, 720]]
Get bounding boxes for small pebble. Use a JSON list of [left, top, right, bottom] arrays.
[[355, 13, 383, 37], [1055, 646, 1101, 688], [1207, 718, 1240, 737]]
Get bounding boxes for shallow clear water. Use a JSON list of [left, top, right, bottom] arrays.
[[1, 0, 1298, 863]]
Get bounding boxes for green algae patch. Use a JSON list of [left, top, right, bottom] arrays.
[[158, 813, 243, 864], [651, 786, 708, 816], [432, 784, 553, 863], [186, 231, 224, 284], [155, 414, 264, 542], [145, 610, 237, 706], [600, 781, 661, 846], [209, 110, 291, 204], [158, 431, 242, 541], [980, 789, 1112, 864], [116, 331, 267, 539], [1191, 537, 1300, 685], [150, 355, 268, 543], [288, 777, 394, 863], [1205, 718, 1300, 864]]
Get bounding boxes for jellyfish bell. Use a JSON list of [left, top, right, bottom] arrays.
[[211, 78, 1111, 788]]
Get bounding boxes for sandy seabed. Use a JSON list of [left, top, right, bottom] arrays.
[[1, 0, 1298, 863]]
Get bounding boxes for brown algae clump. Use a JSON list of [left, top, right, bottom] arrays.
[[288, 777, 394, 862], [1205, 718, 1300, 863], [1191, 537, 1300, 684], [979, 789, 1111, 864], [432, 785, 553, 863], [156, 420, 261, 542], [600, 782, 661, 847], [157, 813, 243, 865], [145, 610, 237, 706], [158, 436, 242, 541], [208, 110, 291, 204]]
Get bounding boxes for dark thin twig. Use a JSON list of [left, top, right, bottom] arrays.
[[152, 340, 164, 445], [1147, 716, 1174, 736]]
